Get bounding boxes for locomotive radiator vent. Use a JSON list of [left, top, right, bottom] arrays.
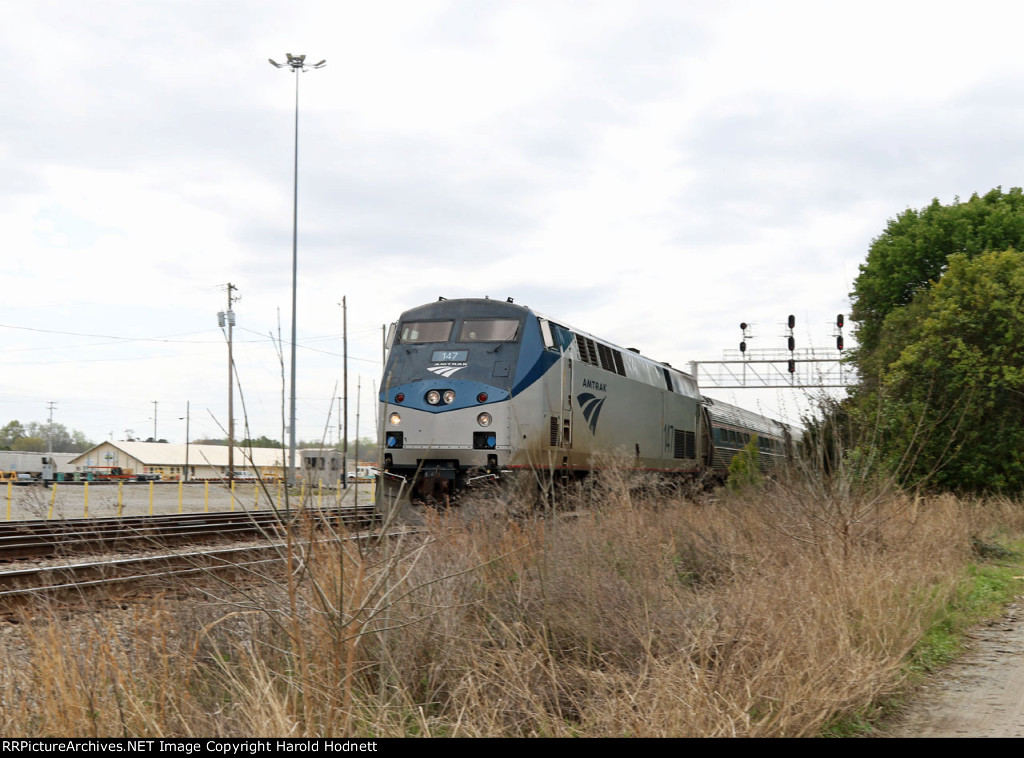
[[674, 429, 696, 459]]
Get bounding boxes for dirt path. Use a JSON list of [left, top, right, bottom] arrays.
[[883, 599, 1024, 737]]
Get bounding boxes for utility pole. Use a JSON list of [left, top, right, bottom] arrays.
[[218, 284, 239, 481], [46, 401, 56, 454], [336, 396, 342, 450], [152, 400, 158, 441], [354, 379, 361, 509], [342, 296, 348, 489], [180, 401, 190, 482]]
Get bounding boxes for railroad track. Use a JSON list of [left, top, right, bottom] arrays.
[[0, 543, 286, 599], [0, 505, 379, 561], [0, 528, 427, 601], [0, 527, 428, 605]]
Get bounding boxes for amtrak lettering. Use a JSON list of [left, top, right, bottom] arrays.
[[581, 378, 607, 392], [577, 392, 606, 434]]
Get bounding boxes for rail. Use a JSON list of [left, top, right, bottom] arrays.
[[0, 506, 379, 561]]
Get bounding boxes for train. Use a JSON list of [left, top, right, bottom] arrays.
[[0, 452, 77, 483], [377, 297, 797, 511]]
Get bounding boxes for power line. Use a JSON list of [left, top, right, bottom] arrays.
[[0, 323, 220, 344]]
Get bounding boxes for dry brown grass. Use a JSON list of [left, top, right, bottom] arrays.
[[0, 465, 1018, 737]]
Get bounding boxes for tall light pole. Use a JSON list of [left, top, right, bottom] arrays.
[[269, 53, 326, 486]]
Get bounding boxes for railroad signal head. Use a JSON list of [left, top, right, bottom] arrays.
[[787, 335, 795, 351], [837, 335, 844, 351], [740, 341, 747, 353], [787, 314, 795, 329], [788, 359, 796, 374], [836, 314, 844, 329]]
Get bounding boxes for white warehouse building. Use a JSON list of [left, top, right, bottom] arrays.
[[69, 441, 287, 481]]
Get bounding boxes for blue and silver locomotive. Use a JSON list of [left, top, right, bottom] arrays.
[[378, 297, 792, 508]]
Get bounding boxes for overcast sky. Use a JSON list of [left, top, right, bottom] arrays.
[[2, 0, 1023, 446]]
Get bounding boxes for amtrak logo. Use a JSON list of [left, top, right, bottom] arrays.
[[577, 392, 606, 434], [428, 364, 465, 378]]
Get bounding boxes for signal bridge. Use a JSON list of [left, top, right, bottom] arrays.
[[690, 347, 856, 389]]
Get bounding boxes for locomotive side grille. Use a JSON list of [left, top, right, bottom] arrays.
[[575, 334, 599, 366], [613, 350, 626, 376], [575, 333, 626, 376], [550, 417, 559, 446], [674, 429, 696, 459], [573, 333, 586, 363]]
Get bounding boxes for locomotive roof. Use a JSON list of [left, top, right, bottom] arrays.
[[401, 296, 699, 380], [399, 297, 526, 320], [403, 297, 699, 386], [398, 298, 797, 432], [702, 396, 799, 438]]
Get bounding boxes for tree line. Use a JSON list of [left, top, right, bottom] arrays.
[[844, 186, 1024, 493], [191, 435, 380, 454], [0, 421, 94, 453]]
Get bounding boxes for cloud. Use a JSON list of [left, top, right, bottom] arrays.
[[2, 0, 1022, 440]]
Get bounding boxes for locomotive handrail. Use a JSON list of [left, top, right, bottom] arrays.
[[466, 472, 502, 484]]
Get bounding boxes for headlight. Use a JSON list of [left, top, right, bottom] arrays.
[[477, 412, 492, 427], [389, 412, 401, 425], [443, 390, 456, 404], [426, 390, 441, 405]]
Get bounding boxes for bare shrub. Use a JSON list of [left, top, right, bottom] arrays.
[[0, 459, 1006, 737]]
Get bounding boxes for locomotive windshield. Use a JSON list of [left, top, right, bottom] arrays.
[[399, 320, 454, 343], [458, 318, 520, 342]]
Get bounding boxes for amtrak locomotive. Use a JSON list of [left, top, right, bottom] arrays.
[[378, 298, 793, 507]]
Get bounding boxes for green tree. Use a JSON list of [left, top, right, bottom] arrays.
[[0, 421, 92, 453], [851, 187, 1024, 356], [11, 435, 47, 452], [860, 249, 1024, 492], [240, 435, 283, 448], [726, 434, 762, 492], [0, 420, 26, 450]]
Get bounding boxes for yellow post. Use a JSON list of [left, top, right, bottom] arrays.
[[50, 481, 57, 515], [84, 481, 89, 519], [178, 479, 183, 513], [231, 479, 236, 511], [149, 480, 154, 515], [204, 480, 209, 512], [118, 480, 123, 518], [5, 481, 10, 521]]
